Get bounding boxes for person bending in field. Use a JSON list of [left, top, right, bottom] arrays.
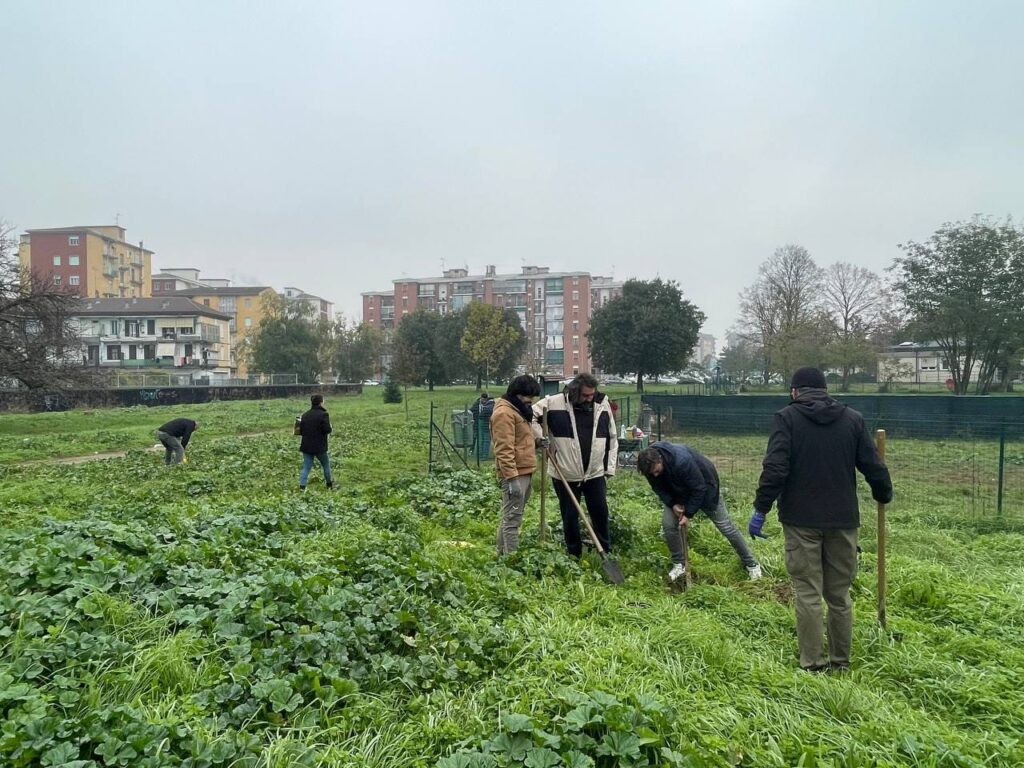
[[637, 442, 761, 583], [156, 417, 198, 465], [490, 375, 542, 555], [749, 366, 892, 674], [298, 393, 334, 491]]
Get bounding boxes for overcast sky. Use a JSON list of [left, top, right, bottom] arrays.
[[3, 1, 1022, 344]]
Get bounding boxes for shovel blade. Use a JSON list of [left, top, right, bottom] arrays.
[[601, 557, 625, 585]]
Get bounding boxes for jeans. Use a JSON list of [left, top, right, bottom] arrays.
[[300, 452, 332, 487], [783, 524, 858, 669], [661, 498, 758, 568], [156, 430, 184, 465], [554, 476, 610, 557], [497, 475, 533, 555]]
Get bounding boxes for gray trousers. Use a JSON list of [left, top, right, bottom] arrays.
[[661, 499, 758, 569], [156, 430, 184, 465], [497, 475, 533, 555], [782, 524, 858, 669]]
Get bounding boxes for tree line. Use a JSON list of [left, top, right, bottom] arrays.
[[4, 214, 1022, 395], [720, 215, 1024, 394]]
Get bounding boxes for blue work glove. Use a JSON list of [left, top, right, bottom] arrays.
[[748, 510, 769, 540]]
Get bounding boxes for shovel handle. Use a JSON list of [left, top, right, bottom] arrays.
[[539, 416, 548, 540], [876, 429, 887, 629], [679, 521, 692, 589], [548, 452, 609, 557]]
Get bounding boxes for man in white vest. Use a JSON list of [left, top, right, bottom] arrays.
[[533, 373, 619, 557]]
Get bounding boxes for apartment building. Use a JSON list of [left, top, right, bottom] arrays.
[[152, 268, 231, 294], [164, 283, 276, 376], [18, 225, 153, 299], [362, 265, 623, 378], [72, 297, 232, 375], [282, 286, 333, 324], [691, 333, 717, 367]]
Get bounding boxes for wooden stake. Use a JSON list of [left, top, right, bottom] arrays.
[[876, 429, 887, 629]]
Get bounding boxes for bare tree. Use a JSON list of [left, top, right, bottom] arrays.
[[738, 245, 826, 381], [0, 219, 98, 390], [822, 262, 884, 390]]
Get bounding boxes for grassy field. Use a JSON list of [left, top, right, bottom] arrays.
[[1, 387, 1023, 767]]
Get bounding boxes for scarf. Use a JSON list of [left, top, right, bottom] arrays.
[[501, 394, 535, 423]]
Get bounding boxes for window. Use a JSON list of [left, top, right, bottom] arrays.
[[53, 255, 61, 266], [147, 320, 155, 335], [572, 291, 579, 301], [203, 299, 210, 306], [106, 345, 122, 360], [53, 275, 61, 285], [69, 255, 80, 266], [68, 235, 80, 246], [572, 320, 579, 331], [244, 317, 253, 327], [69, 275, 80, 286], [244, 297, 252, 308]]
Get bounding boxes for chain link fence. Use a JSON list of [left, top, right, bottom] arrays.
[[638, 395, 1024, 520]]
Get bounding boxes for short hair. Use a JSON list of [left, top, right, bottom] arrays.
[[637, 447, 663, 476], [311, 393, 324, 406], [480, 392, 489, 399], [505, 375, 541, 398], [565, 373, 600, 404]]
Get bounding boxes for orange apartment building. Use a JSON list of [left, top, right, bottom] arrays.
[[18, 225, 152, 299], [362, 265, 622, 378]]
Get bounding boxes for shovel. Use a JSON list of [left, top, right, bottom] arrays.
[[678, 519, 693, 591], [548, 453, 625, 585]]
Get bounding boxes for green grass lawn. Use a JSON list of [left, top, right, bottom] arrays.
[[1, 387, 1022, 767]]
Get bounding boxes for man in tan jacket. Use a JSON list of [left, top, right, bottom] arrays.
[[490, 375, 543, 555]]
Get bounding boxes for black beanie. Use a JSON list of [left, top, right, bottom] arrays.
[[790, 366, 827, 389]]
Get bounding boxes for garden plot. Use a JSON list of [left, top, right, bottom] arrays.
[[1, 389, 1023, 767]]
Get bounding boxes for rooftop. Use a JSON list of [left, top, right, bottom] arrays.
[[167, 286, 273, 297], [71, 297, 232, 320]]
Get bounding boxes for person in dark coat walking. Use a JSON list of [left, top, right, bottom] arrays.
[[156, 418, 198, 465], [298, 394, 333, 491], [638, 441, 761, 582], [749, 366, 892, 673]]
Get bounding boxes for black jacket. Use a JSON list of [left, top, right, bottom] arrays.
[[158, 418, 197, 448], [299, 405, 332, 455], [754, 390, 892, 528], [645, 441, 720, 517]]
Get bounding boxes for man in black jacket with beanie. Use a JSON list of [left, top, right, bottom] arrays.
[[749, 366, 892, 673], [298, 394, 333, 491]]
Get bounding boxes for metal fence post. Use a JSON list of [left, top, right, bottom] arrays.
[[657, 404, 662, 441], [428, 402, 434, 474], [997, 422, 1006, 516]]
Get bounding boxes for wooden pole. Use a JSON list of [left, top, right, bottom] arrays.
[[539, 414, 549, 540], [876, 429, 887, 629]]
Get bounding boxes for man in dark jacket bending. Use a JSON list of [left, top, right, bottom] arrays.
[[749, 366, 892, 673], [298, 394, 333, 491], [638, 441, 762, 582], [156, 418, 198, 465]]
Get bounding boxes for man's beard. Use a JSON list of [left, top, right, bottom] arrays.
[[576, 401, 594, 412]]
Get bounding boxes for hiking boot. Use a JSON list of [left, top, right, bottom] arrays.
[[299, 486, 306, 492], [668, 563, 686, 582], [747, 564, 763, 580], [828, 662, 850, 675], [802, 663, 829, 673]]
